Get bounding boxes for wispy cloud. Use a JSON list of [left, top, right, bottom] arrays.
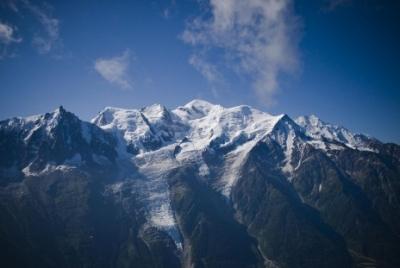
[[182, 0, 301, 105], [0, 21, 22, 59], [2, 0, 61, 55], [189, 54, 222, 83], [1, 0, 20, 13], [322, 0, 352, 12], [162, 0, 177, 19], [22, 0, 60, 54], [94, 50, 133, 90], [0, 22, 22, 44]]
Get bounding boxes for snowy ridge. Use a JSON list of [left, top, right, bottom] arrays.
[[92, 105, 187, 156], [91, 107, 151, 157], [173, 101, 286, 197], [172, 100, 285, 157], [0, 106, 117, 176], [263, 115, 309, 180], [296, 115, 377, 152], [1, 106, 101, 149], [219, 139, 258, 197], [0, 106, 67, 143], [22, 153, 88, 174], [92, 100, 379, 200], [1, 99, 382, 251], [92, 100, 290, 244]]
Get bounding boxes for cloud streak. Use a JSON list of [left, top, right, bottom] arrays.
[[2, 0, 61, 55], [322, 0, 352, 12], [182, 0, 300, 104], [22, 0, 60, 54], [0, 22, 22, 44], [94, 50, 133, 90], [0, 21, 22, 59], [189, 54, 222, 83], [162, 0, 177, 19]]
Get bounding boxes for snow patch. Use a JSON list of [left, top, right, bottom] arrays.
[[220, 139, 258, 198], [198, 163, 210, 177], [22, 163, 76, 176], [281, 129, 295, 176], [149, 203, 176, 228], [296, 115, 378, 153], [64, 153, 82, 166], [93, 154, 110, 165]]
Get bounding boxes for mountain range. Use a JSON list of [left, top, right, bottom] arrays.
[[0, 99, 399, 268]]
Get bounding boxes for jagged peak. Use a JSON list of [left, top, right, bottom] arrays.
[[45, 106, 80, 126], [296, 114, 330, 129], [93, 104, 176, 131], [173, 99, 222, 120], [141, 103, 165, 111], [184, 99, 217, 109], [92, 106, 142, 127], [54, 105, 66, 114], [295, 114, 378, 151], [2, 106, 78, 130], [273, 113, 297, 126], [268, 113, 306, 139], [140, 103, 170, 122], [102, 106, 124, 112], [296, 114, 351, 135]]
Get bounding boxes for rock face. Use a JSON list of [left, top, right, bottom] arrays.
[[0, 100, 399, 268]]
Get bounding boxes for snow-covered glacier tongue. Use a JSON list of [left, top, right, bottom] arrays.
[[92, 104, 187, 248]]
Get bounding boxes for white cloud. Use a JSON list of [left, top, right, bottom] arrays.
[[162, 0, 177, 19], [94, 50, 133, 90], [0, 22, 22, 44], [0, 21, 22, 59], [22, 0, 60, 54], [189, 54, 222, 83], [182, 0, 300, 105], [3, 0, 61, 55], [323, 0, 352, 12]]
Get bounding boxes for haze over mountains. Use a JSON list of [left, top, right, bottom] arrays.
[[0, 100, 399, 268]]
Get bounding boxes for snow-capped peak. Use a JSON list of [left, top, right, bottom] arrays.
[[140, 104, 169, 123], [92, 100, 304, 159], [0, 106, 78, 142], [172, 101, 283, 152], [54, 105, 66, 115], [173, 99, 222, 120], [92, 105, 187, 155], [2, 100, 385, 249], [90, 101, 381, 198], [295, 114, 328, 132], [295, 115, 376, 151], [184, 99, 218, 111]]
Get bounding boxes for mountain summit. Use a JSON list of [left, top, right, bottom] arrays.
[[0, 100, 399, 268]]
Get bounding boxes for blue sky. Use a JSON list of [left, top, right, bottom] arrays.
[[0, 0, 399, 143]]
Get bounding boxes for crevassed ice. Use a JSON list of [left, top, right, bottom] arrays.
[[134, 146, 183, 247]]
